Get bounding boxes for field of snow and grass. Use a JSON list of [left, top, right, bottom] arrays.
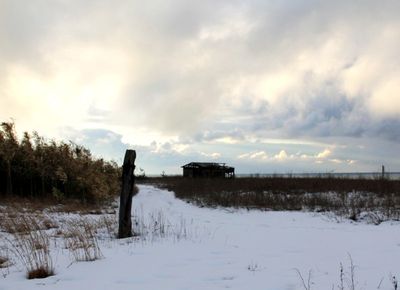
[[1, 184, 400, 290]]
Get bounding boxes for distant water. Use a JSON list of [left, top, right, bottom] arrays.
[[236, 172, 400, 180]]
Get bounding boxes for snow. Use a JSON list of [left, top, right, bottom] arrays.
[[1, 184, 400, 290]]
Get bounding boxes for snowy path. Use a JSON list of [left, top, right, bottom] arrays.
[[2, 185, 400, 290]]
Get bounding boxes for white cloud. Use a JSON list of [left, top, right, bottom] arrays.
[[274, 150, 288, 161], [200, 152, 221, 159], [238, 151, 268, 160], [237, 153, 250, 159], [149, 141, 189, 155], [316, 149, 332, 159], [250, 151, 268, 160], [1, 0, 400, 173], [236, 147, 357, 167]]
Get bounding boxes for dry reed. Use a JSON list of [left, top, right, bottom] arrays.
[[63, 217, 102, 262], [4, 215, 54, 279]]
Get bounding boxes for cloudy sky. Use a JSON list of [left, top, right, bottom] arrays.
[[1, 0, 400, 175]]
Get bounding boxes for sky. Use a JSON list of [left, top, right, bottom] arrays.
[[1, 0, 400, 175]]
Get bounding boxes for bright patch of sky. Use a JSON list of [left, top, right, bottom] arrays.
[[1, 0, 400, 175]]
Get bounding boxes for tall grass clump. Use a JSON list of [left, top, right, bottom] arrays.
[[0, 246, 11, 278], [131, 208, 194, 243], [0, 255, 8, 268], [64, 218, 102, 262], [99, 215, 118, 238], [4, 215, 54, 279], [0, 244, 11, 270]]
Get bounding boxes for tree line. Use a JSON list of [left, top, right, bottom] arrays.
[[0, 122, 120, 203]]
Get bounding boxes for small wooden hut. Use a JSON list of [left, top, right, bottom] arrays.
[[182, 162, 235, 178]]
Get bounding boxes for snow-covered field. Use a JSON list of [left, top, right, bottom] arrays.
[[1, 185, 400, 290]]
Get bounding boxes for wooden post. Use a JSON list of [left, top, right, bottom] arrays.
[[118, 149, 136, 239]]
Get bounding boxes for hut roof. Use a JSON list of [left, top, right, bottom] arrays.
[[182, 162, 234, 170]]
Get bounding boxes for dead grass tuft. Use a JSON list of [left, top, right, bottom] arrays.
[[5, 215, 54, 279], [99, 215, 117, 238], [64, 217, 102, 262], [41, 217, 59, 230], [0, 256, 8, 268], [0, 211, 59, 234], [27, 266, 54, 279], [0, 248, 11, 278]]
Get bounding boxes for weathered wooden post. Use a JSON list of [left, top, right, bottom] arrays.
[[118, 149, 136, 238]]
